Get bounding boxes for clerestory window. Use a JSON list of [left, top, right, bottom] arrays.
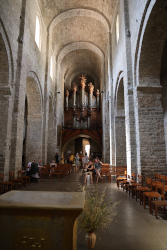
[[116, 14, 119, 43]]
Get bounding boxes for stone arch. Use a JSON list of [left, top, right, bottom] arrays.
[[0, 19, 14, 175], [27, 71, 43, 99], [56, 42, 104, 89], [136, 0, 167, 87], [134, 0, 152, 87], [56, 42, 104, 63], [62, 134, 102, 160], [114, 75, 126, 167], [49, 8, 110, 34], [0, 18, 14, 87], [114, 71, 124, 107], [55, 43, 104, 140], [134, 0, 167, 176], [24, 76, 43, 164]]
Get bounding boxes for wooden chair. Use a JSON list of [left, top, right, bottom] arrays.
[[135, 177, 152, 204], [50, 166, 60, 181], [150, 200, 167, 219], [101, 164, 110, 169], [125, 173, 136, 194], [64, 163, 72, 176], [18, 170, 30, 187], [150, 181, 167, 218], [9, 171, 23, 189], [159, 175, 166, 184], [58, 165, 69, 181], [101, 168, 111, 183], [130, 175, 143, 198], [42, 167, 51, 179], [0, 173, 13, 193], [143, 181, 165, 214], [116, 176, 127, 188], [115, 166, 126, 178], [121, 175, 132, 191], [152, 175, 165, 190], [154, 173, 160, 181]]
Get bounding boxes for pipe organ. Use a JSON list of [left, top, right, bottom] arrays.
[[64, 74, 102, 129]]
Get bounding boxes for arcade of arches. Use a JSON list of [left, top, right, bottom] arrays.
[[0, 0, 167, 180]]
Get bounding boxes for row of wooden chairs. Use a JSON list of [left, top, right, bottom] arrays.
[[118, 173, 167, 219], [0, 170, 30, 195], [40, 163, 72, 181], [98, 165, 127, 183]]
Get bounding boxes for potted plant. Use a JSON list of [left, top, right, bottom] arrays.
[[78, 186, 119, 249]]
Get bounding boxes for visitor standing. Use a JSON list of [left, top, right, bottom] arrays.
[[55, 152, 59, 163], [75, 153, 80, 172]]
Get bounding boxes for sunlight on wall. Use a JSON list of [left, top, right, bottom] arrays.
[[35, 16, 40, 48]]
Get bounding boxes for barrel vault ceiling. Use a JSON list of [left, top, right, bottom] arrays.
[[37, 0, 117, 91]]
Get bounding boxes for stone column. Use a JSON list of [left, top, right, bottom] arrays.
[[123, 0, 137, 176], [115, 116, 126, 166]]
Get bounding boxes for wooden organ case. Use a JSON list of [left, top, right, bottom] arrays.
[[64, 75, 102, 130]]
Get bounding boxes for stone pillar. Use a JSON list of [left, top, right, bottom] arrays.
[[9, 0, 28, 176], [123, 0, 137, 176], [115, 116, 126, 166], [65, 90, 69, 110], [88, 82, 94, 109]]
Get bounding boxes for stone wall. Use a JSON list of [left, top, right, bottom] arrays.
[[115, 116, 126, 166], [137, 87, 167, 177]]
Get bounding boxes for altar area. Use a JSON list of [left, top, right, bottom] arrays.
[[0, 190, 85, 250]]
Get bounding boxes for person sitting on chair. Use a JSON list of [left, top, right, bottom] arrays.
[[84, 161, 94, 184], [29, 160, 39, 183], [50, 159, 57, 168]]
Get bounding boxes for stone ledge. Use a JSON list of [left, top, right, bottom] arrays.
[[137, 86, 162, 94]]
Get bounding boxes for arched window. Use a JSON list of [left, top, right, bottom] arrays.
[[116, 14, 119, 43], [35, 15, 40, 48], [50, 56, 53, 79]]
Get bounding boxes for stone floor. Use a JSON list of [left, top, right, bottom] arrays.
[[22, 168, 167, 250]]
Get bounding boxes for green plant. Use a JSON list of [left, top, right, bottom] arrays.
[[78, 186, 119, 234]]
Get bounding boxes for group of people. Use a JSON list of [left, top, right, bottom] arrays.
[[27, 158, 58, 182], [26, 151, 102, 184], [84, 157, 103, 184], [70, 152, 102, 183]]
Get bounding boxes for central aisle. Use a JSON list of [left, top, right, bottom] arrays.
[[23, 168, 167, 250]]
